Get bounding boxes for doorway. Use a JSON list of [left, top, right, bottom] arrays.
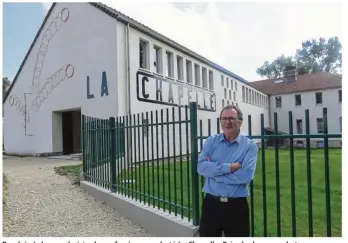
[[61, 109, 81, 154]]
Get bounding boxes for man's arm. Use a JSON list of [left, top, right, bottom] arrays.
[[197, 136, 232, 178], [214, 142, 258, 185]]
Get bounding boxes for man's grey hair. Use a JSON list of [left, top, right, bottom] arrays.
[[220, 105, 243, 121]]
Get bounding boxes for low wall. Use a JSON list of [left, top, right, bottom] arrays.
[[79, 174, 199, 237]]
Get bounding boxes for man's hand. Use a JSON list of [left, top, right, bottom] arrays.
[[230, 162, 241, 172]]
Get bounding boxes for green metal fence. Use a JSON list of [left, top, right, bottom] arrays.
[[82, 102, 342, 237]]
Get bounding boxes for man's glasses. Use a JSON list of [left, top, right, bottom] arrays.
[[221, 117, 240, 122]]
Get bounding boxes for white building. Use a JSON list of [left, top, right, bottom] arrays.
[[3, 2, 269, 156], [251, 71, 342, 147]]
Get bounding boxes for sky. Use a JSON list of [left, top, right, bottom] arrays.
[[2, 1, 342, 83]]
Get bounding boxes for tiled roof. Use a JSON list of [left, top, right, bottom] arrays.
[[250, 72, 342, 95]]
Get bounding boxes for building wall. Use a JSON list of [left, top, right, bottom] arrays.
[[115, 23, 269, 162], [3, 3, 119, 154], [4, 2, 270, 155], [269, 88, 342, 146]]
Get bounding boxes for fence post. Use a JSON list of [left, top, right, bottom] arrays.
[[81, 114, 86, 176], [109, 117, 116, 192], [189, 102, 200, 226]]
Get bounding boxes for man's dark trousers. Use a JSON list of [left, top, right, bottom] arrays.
[[199, 194, 250, 237]]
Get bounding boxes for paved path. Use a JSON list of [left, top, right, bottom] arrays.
[[2, 155, 153, 237]]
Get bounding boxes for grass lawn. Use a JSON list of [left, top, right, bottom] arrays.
[[116, 148, 341, 237], [54, 163, 83, 185]]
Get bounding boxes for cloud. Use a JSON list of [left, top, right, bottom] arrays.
[[40, 1, 341, 81]]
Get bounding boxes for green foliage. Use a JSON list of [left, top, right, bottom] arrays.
[[256, 37, 342, 79]]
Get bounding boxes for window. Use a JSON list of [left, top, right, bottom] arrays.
[[295, 94, 301, 106], [275, 96, 282, 107], [222, 99, 225, 108], [194, 64, 200, 86], [139, 39, 149, 69], [152, 45, 162, 73], [226, 77, 229, 88], [229, 90, 232, 100], [315, 92, 322, 105], [340, 117, 342, 133], [296, 119, 303, 134], [317, 118, 324, 133], [221, 75, 224, 86], [186, 60, 192, 84], [338, 90, 342, 103], [235, 81, 237, 91], [209, 70, 214, 91], [202, 67, 208, 89], [177, 55, 183, 81], [252, 91, 255, 105], [236, 102, 238, 107], [230, 79, 233, 90], [233, 92, 236, 101], [224, 88, 227, 98], [248, 89, 251, 103], [242, 86, 245, 101], [165, 51, 174, 78], [245, 88, 249, 103]]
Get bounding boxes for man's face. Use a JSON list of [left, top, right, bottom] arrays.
[[220, 108, 242, 135]]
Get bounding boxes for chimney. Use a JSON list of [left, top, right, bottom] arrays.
[[283, 65, 297, 83]]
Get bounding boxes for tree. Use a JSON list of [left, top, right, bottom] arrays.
[[256, 36, 342, 79], [3, 77, 11, 97]]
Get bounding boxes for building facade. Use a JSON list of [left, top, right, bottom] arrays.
[[252, 71, 342, 147], [3, 2, 269, 155]]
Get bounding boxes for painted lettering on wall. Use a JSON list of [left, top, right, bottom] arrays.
[[7, 7, 72, 128], [136, 70, 216, 112], [86, 71, 109, 99]]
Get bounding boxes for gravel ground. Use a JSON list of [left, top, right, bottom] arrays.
[[2, 155, 153, 237]]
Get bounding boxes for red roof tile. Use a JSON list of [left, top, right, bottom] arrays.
[[250, 72, 342, 95]]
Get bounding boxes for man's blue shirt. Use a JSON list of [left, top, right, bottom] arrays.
[[197, 133, 258, 198]]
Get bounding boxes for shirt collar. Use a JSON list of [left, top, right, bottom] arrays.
[[219, 132, 242, 144]]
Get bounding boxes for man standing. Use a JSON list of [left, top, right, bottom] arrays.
[[197, 105, 258, 237]]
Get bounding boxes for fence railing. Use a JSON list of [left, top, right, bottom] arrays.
[[82, 102, 342, 237]]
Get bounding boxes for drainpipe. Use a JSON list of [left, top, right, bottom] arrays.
[[126, 23, 131, 115]]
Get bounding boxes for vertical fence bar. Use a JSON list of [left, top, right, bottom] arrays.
[[248, 115, 255, 237], [172, 107, 177, 215], [178, 107, 184, 218], [305, 109, 313, 237], [133, 114, 138, 201], [323, 108, 331, 236], [137, 113, 141, 202], [151, 111, 155, 207], [161, 109, 165, 211], [190, 102, 199, 226], [141, 112, 146, 203], [274, 112, 281, 237], [216, 118, 220, 133], [185, 106, 190, 220], [116, 117, 121, 194], [109, 117, 116, 192], [156, 110, 160, 209], [102, 119, 105, 189], [260, 114, 267, 236], [166, 108, 171, 213], [288, 111, 296, 236], [92, 118, 96, 185], [82, 115, 86, 176], [146, 112, 150, 205], [130, 115, 134, 199], [125, 115, 129, 196], [199, 120, 204, 204], [122, 116, 126, 195]]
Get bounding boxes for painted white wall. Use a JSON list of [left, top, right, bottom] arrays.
[[269, 88, 342, 138], [3, 3, 118, 154], [116, 23, 269, 162], [4, 2, 270, 156]]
